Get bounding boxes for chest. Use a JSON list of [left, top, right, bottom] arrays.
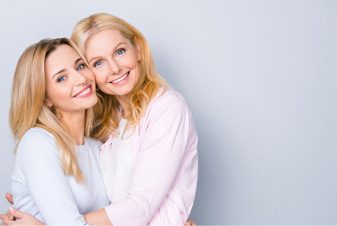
[[100, 119, 138, 203], [67, 149, 110, 214]]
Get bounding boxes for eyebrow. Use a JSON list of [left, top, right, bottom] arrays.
[[88, 42, 127, 64], [74, 57, 83, 66], [52, 69, 66, 79], [52, 57, 83, 79]]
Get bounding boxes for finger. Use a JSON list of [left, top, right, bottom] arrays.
[[5, 211, 14, 221], [1, 214, 11, 225], [6, 209, 15, 221], [5, 193, 13, 205], [8, 207, 24, 219]]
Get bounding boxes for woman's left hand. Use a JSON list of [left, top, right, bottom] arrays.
[[185, 218, 196, 226], [0, 207, 44, 226]]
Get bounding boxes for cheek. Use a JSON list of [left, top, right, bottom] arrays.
[[94, 72, 107, 86], [47, 82, 70, 97], [129, 53, 140, 67], [91, 68, 106, 83], [82, 69, 95, 81], [97, 83, 107, 91], [133, 62, 141, 80]]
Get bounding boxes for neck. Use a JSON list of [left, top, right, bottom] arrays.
[[115, 95, 130, 118], [61, 111, 86, 145]]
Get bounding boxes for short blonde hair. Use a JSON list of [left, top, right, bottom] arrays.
[[71, 13, 167, 141], [10, 38, 94, 182]]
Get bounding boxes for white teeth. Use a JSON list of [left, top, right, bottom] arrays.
[[112, 72, 128, 84], [76, 87, 90, 97]]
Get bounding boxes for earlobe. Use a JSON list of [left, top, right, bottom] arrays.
[[45, 98, 53, 108]]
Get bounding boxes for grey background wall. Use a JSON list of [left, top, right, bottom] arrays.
[[1, 0, 336, 224]]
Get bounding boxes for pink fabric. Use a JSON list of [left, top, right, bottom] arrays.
[[103, 89, 198, 226]]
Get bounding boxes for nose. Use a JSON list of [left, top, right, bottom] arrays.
[[108, 58, 121, 75]]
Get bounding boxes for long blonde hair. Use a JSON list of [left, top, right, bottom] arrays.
[[71, 13, 167, 141], [9, 38, 94, 182]]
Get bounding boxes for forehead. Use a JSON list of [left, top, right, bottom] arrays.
[[85, 29, 130, 57], [45, 45, 80, 75]]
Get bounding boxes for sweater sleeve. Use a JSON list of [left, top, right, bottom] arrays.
[[105, 91, 198, 226], [15, 128, 87, 225]]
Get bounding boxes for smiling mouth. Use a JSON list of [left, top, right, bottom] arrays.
[[73, 85, 92, 98], [110, 72, 130, 84]]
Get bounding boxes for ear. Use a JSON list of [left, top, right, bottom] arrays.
[[134, 38, 142, 61]]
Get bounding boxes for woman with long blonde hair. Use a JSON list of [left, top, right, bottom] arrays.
[[2, 38, 110, 225], [2, 13, 198, 226]]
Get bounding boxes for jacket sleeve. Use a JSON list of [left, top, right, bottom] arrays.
[[15, 129, 88, 225], [105, 92, 198, 226]]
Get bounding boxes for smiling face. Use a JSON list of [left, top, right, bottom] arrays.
[[45, 44, 97, 115], [85, 29, 141, 103]]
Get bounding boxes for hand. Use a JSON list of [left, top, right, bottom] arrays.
[[0, 207, 15, 225], [84, 208, 111, 226], [5, 193, 13, 205], [0, 207, 44, 226], [185, 218, 196, 226]]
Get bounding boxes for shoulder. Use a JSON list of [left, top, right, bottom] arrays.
[[140, 88, 191, 128], [149, 88, 188, 113], [17, 127, 57, 156], [20, 127, 55, 145]]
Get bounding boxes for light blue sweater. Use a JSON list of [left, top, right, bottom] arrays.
[[11, 128, 110, 225]]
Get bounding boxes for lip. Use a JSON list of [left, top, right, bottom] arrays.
[[109, 71, 130, 85], [73, 84, 92, 98]]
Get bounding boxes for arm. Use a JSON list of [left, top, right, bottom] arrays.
[[1, 210, 196, 226], [14, 129, 87, 225], [86, 91, 198, 225]]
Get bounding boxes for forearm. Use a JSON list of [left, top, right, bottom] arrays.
[[84, 208, 112, 226]]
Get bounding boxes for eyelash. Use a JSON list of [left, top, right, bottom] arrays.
[[93, 60, 102, 68], [56, 76, 65, 83], [76, 63, 85, 71], [115, 48, 126, 56]]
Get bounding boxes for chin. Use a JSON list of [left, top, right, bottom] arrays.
[[104, 86, 134, 96]]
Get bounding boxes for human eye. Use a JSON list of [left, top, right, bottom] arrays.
[[93, 59, 103, 68], [56, 76, 66, 83], [76, 63, 86, 71], [115, 48, 126, 56]]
